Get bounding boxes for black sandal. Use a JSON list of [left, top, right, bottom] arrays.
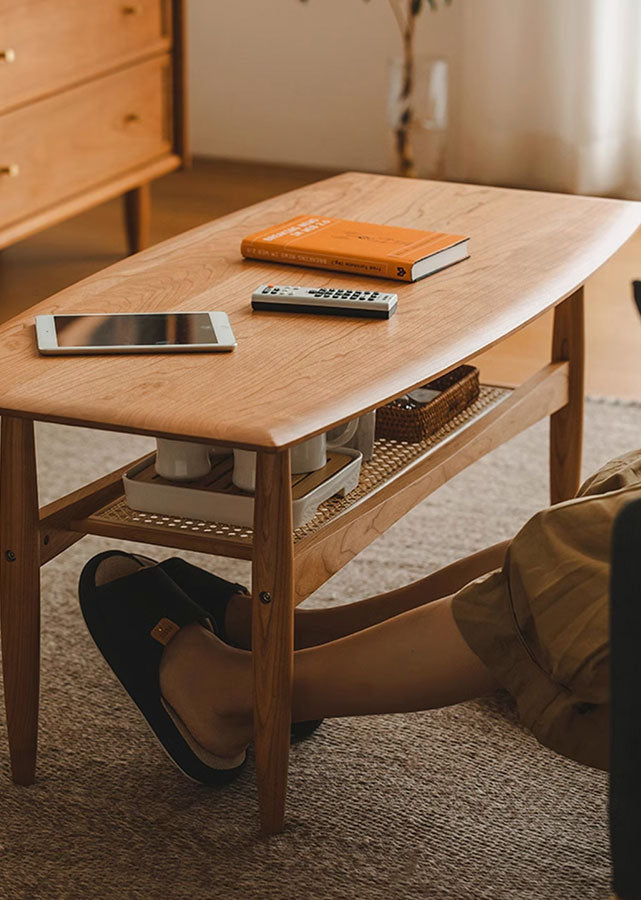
[[99, 552, 324, 743], [78, 550, 247, 785]]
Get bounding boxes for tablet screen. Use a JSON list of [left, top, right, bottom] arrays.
[[53, 313, 218, 348]]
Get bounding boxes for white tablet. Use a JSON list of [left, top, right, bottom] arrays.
[[35, 311, 237, 355]]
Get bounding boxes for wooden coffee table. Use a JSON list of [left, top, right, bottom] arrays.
[[1, 173, 639, 834]]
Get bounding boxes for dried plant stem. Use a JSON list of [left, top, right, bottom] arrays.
[[390, 1, 418, 177]]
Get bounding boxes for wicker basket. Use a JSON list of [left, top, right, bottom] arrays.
[[375, 365, 480, 443]]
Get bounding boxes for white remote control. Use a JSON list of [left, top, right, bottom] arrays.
[[251, 284, 398, 319]]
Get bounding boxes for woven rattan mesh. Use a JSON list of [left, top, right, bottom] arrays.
[[90, 385, 508, 547], [375, 364, 480, 443]]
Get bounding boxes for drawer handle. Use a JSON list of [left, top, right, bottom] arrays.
[[122, 4, 142, 14], [0, 164, 20, 178], [0, 49, 16, 63], [124, 112, 141, 124]]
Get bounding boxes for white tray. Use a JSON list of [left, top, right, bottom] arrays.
[[122, 449, 363, 530]]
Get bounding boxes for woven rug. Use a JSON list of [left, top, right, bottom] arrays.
[[2, 397, 639, 900]]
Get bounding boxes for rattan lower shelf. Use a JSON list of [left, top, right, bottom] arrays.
[[80, 384, 509, 553]]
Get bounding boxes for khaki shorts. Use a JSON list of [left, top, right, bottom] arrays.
[[451, 448, 641, 770]]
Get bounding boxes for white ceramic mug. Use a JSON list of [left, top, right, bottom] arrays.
[[155, 438, 212, 482], [327, 410, 376, 461], [232, 419, 358, 493]]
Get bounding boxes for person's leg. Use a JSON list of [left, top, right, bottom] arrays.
[[159, 593, 497, 759], [224, 540, 509, 649]]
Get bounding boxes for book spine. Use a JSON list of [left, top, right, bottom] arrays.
[[240, 240, 413, 281]]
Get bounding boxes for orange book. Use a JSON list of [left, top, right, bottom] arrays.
[[240, 215, 469, 282]]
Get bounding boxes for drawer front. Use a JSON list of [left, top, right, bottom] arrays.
[[0, 0, 169, 113], [0, 56, 172, 227]]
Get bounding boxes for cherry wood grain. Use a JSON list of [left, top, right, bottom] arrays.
[[550, 287, 585, 504], [251, 450, 294, 834], [0, 56, 171, 228], [0, 155, 180, 251], [38, 452, 153, 565], [0, 1, 185, 254], [0, 416, 40, 785], [0, 0, 169, 114], [71, 510, 253, 561], [0, 174, 637, 449]]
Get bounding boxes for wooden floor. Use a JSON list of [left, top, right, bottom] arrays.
[[2, 157, 640, 399]]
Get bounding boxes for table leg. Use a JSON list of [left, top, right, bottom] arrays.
[[0, 416, 40, 784], [123, 183, 151, 255], [550, 286, 585, 505], [252, 448, 294, 835]]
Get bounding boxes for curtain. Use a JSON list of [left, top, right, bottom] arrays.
[[446, 0, 641, 199]]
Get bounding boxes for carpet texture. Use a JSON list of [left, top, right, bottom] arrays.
[[2, 397, 639, 900]]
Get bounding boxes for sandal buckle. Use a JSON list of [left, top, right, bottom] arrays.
[[151, 617, 180, 645]]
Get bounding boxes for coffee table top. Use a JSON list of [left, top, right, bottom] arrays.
[[1, 172, 639, 449]]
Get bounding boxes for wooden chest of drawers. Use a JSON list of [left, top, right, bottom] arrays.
[[0, 0, 186, 253]]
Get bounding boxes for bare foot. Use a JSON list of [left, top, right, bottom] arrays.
[[159, 623, 253, 760]]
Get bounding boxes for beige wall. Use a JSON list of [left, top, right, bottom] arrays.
[[187, 0, 458, 172]]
